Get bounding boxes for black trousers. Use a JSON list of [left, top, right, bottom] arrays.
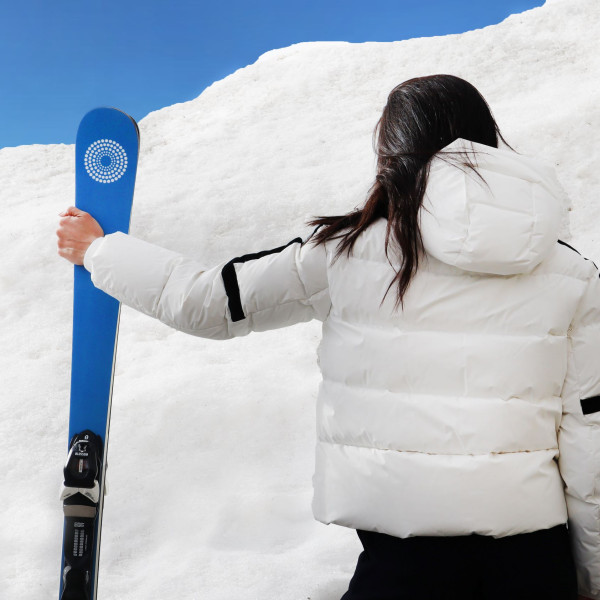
[[341, 525, 578, 600]]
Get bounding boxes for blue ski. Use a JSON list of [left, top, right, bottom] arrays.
[[59, 107, 139, 600]]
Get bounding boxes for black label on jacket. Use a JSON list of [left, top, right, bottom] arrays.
[[581, 396, 600, 415]]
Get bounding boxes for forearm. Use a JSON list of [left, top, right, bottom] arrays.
[[84, 233, 245, 339]]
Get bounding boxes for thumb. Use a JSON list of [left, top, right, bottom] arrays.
[[59, 206, 84, 217]]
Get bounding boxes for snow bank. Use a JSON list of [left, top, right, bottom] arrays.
[[0, 1, 598, 598]]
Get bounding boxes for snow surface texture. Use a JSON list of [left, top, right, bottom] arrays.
[[1, 0, 599, 598]]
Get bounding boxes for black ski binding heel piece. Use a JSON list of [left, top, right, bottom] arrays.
[[60, 430, 103, 600]]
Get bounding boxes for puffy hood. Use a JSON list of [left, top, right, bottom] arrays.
[[419, 138, 562, 275]]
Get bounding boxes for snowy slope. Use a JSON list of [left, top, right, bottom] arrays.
[[1, 0, 599, 598]]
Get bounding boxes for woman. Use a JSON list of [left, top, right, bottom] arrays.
[[57, 75, 600, 599]]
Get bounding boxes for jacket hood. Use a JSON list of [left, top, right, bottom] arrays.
[[419, 138, 562, 275]]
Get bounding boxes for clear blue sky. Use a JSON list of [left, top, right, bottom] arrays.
[[0, 0, 545, 149]]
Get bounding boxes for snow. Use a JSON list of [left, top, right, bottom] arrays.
[[1, 0, 599, 597]]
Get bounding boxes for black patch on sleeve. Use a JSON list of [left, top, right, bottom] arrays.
[[581, 396, 600, 415], [221, 238, 303, 322]]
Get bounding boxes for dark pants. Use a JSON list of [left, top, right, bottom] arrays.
[[341, 525, 578, 600]]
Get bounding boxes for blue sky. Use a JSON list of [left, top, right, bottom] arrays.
[[0, 0, 545, 149]]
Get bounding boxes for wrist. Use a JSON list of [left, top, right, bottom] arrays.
[[83, 236, 105, 272]]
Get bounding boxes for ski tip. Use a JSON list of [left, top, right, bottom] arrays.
[[77, 107, 140, 149], [108, 107, 140, 141]]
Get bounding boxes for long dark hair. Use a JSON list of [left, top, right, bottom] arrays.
[[308, 74, 511, 307]]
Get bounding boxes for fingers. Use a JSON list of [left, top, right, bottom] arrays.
[[58, 206, 85, 218], [57, 242, 87, 265], [57, 219, 97, 242], [56, 230, 89, 265], [57, 208, 104, 240], [57, 206, 104, 266], [57, 238, 90, 252]]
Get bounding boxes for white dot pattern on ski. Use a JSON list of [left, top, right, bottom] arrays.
[[84, 139, 128, 183]]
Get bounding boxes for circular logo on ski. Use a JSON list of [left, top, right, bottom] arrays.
[[84, 139, 128, 183]]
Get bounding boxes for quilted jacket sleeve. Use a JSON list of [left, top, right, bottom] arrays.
[[558, 267, 600, 599], [83, 232, 330, 340]]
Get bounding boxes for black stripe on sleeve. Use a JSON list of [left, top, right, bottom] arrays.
[[581, 396, 600, 415], [558, 240, 599, 271], [221, 237, 303, 322], [557, 239, 581, 256]]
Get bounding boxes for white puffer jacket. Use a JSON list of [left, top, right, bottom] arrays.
[[84, 139, 600, 597]]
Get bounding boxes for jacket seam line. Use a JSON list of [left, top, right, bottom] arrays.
[[320, 378, 563, 401], [326, 315, 567, 339], [317, 439, 559, 456], [341, 253, 591, 282]]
